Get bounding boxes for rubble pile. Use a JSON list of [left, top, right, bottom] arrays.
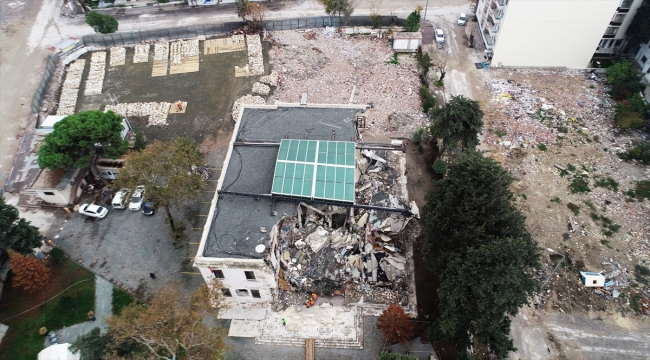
[[105, 102, 172, 126], [83, 52, 106, 96], [109, 47, 126, 66], [56, 59, 86, 116], [154, 40, 169, 61], [271, 150, 414, 308], [259, 70, 279, 87], [133, 44, 150, 63], [231, 94, 266, 121], [252, 82, 270, 96], [267, 30, 424, 137], [246, 34, 265, 76]]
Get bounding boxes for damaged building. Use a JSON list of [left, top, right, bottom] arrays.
[[194, 104, 418, 316]]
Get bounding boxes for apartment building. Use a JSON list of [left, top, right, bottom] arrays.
[[476, 0, 644, 68]]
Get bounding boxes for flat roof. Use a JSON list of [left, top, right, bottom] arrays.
[[201, 106, 361, 259], [394, 31, 422, 39], [40, 115, 67, 129]]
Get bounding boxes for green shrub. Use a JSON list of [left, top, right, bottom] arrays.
[[567, 202, 580, 215], [614, 93, 648, 129], [85, 11, 118, 34], [550, 197, 561, 203], [386, 52, 399, 65], [635, 180, 650, 200], [113, 288, 137, 316], [50, 247, 64, 264], [432, 159, 447, 174], [605, 60, 646, 100], [422, 95, 436, 113], [619, 142, 650, 164], [594, 176, 619, 192], [538, 144, 547, 151], [370, 14, 385, 29], [412, 127, 427, 143], [134, 132, 147, 151], [404, 10, 421, 32], [569, 176, 590, 193]]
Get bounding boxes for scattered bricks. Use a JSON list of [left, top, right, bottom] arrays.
[[133, 45, 150, 63], [259, 70, 279, 87], [252, 82, 271, 96]]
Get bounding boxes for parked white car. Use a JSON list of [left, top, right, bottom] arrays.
[[111, 188, 131, 209], [79, 204, 108, 218], [129, 185, 145, 211], [458, 13, 467, 26], [435, 29, 445, 44]]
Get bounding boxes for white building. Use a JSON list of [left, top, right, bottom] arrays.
[[476, 0, 644, 68], [392, 32, 422, 52], [634, 39, 650, 82]]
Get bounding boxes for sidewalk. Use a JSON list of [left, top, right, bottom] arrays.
[[48, 275, 114, 346]]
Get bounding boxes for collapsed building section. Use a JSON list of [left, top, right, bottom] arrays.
[[194, 105, 417, 317]]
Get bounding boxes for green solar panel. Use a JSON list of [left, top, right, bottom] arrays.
[[271, 140, 356, 202]]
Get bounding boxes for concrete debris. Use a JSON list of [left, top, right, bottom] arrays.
[[109, 47, 126, 66], [252, 82, 271, 96], [259, 70, 279, 87], [266, 29, 424, 137], [409, 201, 420, 219], [105, 102, 172, 126], [232, 94, 266, 121], [133, 45, 150, 63], [56, 59, 85, 116], [84, 51, 106, 96], [305, 226, 330, 253], [246, 34, 265, 76]]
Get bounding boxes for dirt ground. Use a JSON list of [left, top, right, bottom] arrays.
[[475, 68, 650, 317], [72, 43, 270, 166]]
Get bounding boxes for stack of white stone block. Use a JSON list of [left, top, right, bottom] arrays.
[[246, 34, 265, 76], [84, 52, 106, 96], [56, 59, 86, 116], [105, 102, 172, 126]]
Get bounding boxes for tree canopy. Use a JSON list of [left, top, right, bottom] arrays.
[[9, 251, 51, 293], [625, 0, 650, 53], [107, 281, 226, 360], [70, 327, 111, 360], [38, 110, 127, 170], [377, 304, 414, 344], [0, 197, 43, 254], [404, 10, 421, 32], [86, 11, 119, 34], [114, 138, 207, 237], [430, 95, 484, 152], [606, 59, 646, 100], [319, 0, 355, 26], [421, 151, 540, 359]]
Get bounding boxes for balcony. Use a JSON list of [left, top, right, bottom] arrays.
[[495, 0, 507, 9], [619, 0, 633, 8], [489, 8, 503, 21]]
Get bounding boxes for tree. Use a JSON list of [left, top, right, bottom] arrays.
[[615, 92, 649, 129], [86, 11, 118, 34], [319, 0, 355, 26], [0, 197, 43, 254], [606, 59, 646, 100], [38, 110, 127, 170], [107, 280, 227, 360], [377, 304, 414, 344], [421, 152, 541, 359], [369, 0, 385, 29], [114, 138, 207, 239], [9, 251, 51, 293], [245, 2, 266, 30], [378, 352, 418, 360], [625, 0, 650, 53], [430, 95, 484, 153], [235, 0, 250, 21], [70, 328, 111, 360], [404, 10, 421, 32]]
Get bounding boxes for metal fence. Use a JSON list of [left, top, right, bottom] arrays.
[[31, 54, 60, 114], [82, 16, 402, 47]]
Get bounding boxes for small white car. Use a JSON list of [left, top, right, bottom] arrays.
[[79, 204, 109, 218], [458, 13, 467, 26], [435, 29, 445, 44], [111, 188, 131, 209], [129, 185, 145, 211]]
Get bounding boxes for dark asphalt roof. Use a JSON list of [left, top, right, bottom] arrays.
[[204, 106, 359, 259], [236, 107, 358, 142]]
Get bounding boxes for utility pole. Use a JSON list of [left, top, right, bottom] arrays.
[[423, 0, 429, 22]]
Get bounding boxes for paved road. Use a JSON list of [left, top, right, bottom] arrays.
[[510, 306, 650, 360], [54, 275, 113, 344]]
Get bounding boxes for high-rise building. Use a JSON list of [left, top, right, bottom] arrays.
[[476, 0, 644, 68]]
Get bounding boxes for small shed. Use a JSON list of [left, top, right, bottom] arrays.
[[393, 31, 422, 52], [580, 271, 606, 287], [36, 115, 67, 135]]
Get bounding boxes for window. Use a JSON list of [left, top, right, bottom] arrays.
[[222, 288, 232, 297], [251, 290, 261, 298], [592, 280, 597, 284], [43, 191, 55, 196], [236, 289, 249, 296], [244, 271, 256, 280], [642, 55, 648, 64], [213, 269, 224, 279], [620, 0, 633, 8], [605, 27, 619, 36]]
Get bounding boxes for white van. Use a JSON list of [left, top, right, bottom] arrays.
[[111, 188, 131, 209]]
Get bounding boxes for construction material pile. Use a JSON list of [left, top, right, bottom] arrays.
[[252, 82, 270, 96], [109, 47, 126, 66], [133, 45, 149, 63], [56, 59, 86, 116], [154, 40, 169, 61], [170, 38, 200, 65], [84, 52, 106, 96], [267, 30, 423, 137], [246, 34, 265, 76], [231, 94, 266, 121], [105, 102, 172, 126], [259, 70, 279, 87]]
